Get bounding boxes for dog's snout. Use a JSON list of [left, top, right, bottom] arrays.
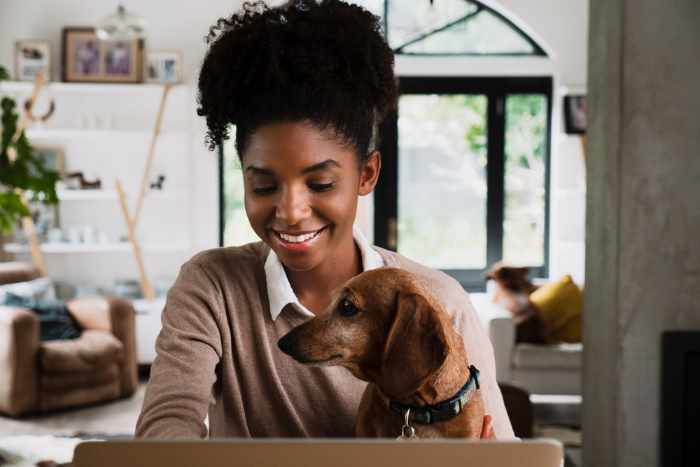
[[277, 333, 294, 355]]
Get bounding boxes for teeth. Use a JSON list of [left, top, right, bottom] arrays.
[[279, 230, 321, 243]]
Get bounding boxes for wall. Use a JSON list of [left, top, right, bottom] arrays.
[[0, 0, 589, 282], [585, 0, 700, 465]]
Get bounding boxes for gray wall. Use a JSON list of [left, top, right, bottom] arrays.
[[584, 0, 700, 466]]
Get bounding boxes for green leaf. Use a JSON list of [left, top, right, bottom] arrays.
[[0, 66, 8, 81], [0, 65, 60, 234]]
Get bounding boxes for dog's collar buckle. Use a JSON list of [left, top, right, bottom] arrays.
[[389, 364, 480, 426]]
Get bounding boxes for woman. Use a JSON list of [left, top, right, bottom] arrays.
[[136, 0, 514, 439]]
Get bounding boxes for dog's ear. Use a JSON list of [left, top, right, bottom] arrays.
[[379, 293, 448, 399]]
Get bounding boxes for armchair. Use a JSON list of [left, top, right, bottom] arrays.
[[489, 317, 582, 396], [0, 262, 138, 417]]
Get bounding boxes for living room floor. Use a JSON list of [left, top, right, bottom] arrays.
[[0, 383, 146, 438]]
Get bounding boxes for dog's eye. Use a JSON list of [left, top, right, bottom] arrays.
[[339, 298, 359, 317]]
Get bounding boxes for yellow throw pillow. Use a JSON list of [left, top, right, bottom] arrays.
[[529, 274, 582, 344]]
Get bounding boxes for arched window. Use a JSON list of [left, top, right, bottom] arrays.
[[352, 0, 548, 56]]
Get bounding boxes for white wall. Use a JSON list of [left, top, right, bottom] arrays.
[[0, 0, 588, 282]]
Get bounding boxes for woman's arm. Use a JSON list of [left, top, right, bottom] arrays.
[[135, 261, 224, 439], [446, 278, 517, 440]]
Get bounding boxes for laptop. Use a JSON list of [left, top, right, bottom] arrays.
[[73, 438, 562, 467]]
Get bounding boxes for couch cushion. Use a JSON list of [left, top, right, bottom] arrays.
[[39, 372, 122, 412], [512, 343, 583, 369], [40, 364, 120, 391], [39, 330, 123, 372], [529, 275, 583, 344]]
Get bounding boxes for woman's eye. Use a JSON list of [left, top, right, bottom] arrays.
[[308, 182, 335, 192], [339, 298, 359, 317], [252, 186, 276, 195]]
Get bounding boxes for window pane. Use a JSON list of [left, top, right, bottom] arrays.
[[222, 135, 260, 247], [397, 94, 488, 269], [401, 10, 536, 55], [388, 0, 478, 50], [503, 94, 547, 266], [348, 0, 384, 17]]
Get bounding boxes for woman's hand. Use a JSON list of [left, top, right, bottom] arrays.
[[480, 414, 496, 439]]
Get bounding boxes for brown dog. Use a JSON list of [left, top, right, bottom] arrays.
[[485, 262, 545, 344], [277, 268, 485, 439]]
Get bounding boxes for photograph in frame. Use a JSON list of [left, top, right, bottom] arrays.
[[33, 145, 66, 177], [563, 94, 587, 134], [15, 40, 51, 81], [62, 27, 143, 83], [146, 50, 183, 84]]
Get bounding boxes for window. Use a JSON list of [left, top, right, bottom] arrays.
[[219, 134, 259, 247], [351, 0, 547, 56], [374, 77, 552, 290]]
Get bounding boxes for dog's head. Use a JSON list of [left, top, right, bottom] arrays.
[[485, 261, 533, 293], [277, 268, 450, 399], [485, 262, 536, 313]]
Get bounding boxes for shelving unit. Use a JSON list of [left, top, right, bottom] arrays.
[[0, 80, 195, 294], [56, 189, 186, 201], [3, 242, 188, 254]]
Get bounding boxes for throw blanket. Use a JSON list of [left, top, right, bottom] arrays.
[[1, 293, 83, 341]]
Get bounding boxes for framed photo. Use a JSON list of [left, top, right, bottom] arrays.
[[146, 50, 183, 84], [62, 27, 144, 83], [563, 94, 587, 134], [33, 145, 65, 176], [15, 40, 51, 81]]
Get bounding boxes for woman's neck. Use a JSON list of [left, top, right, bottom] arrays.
[[285, 233, 362, 314]]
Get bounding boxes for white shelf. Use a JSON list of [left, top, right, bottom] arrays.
[[3, 242, 188, 254], [25, 128, 187, 140], [57, 189, 186, 201], [0, 81, 187, 96]]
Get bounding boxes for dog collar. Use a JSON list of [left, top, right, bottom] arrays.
[[388, 364, 480, 425]]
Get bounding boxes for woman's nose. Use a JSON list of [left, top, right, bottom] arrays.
[[275, 185, 310, 225]]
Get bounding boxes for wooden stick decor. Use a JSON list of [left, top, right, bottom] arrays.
[[116, 180, 155, 300], [9, 72, 50, 276], [115, 83, 172, 301]]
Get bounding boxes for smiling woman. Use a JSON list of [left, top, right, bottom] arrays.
[[135, 0, 514, 440]]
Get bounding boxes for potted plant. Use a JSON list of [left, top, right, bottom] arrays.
[[0, 64, 59, 235]]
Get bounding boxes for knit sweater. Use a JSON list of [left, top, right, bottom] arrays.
[[135, 242, 514, 439]]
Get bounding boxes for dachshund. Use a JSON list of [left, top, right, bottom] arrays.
[[485, 262, 546, 344], [277, 268, 487, 439]]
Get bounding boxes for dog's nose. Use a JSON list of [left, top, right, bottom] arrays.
[[277, 334, 294, 355]]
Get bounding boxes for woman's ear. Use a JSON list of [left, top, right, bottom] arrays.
[[358, 150, 381, 196]]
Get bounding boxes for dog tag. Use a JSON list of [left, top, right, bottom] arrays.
[[396, 409, 418, 440], [397, 425, 417, 440]]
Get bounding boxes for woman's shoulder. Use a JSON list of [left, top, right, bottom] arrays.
[[183, 241, 269, 282]]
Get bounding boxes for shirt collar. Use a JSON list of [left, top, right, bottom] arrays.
[[265, 225, 384, 321]]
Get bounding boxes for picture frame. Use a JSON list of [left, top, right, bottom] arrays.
[[563, 94, 587, 134], [146, 50, 183, 84], [33, 145, 66, 177], [15, 40, 51, 81], [62, 27, 144, 83]]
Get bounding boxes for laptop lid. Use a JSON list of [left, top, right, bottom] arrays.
[[73, 439, 562, 467]]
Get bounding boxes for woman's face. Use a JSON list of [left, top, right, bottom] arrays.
[[241, 121, 380, 272]]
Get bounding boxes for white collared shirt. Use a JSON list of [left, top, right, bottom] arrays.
[[265, 225, 384, 320]]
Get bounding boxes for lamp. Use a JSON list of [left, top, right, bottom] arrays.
[[96, 4, 146, 41]]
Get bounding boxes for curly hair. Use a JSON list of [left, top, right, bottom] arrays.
[[197, 0, 397, 161]]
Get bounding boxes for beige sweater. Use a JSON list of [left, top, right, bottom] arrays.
[[135, 242, 514, 439]]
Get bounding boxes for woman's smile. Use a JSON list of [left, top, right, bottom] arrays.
[[270, 225, 330, 253]]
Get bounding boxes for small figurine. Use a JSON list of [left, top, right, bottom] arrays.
[[150, 174, 166, 190], [64, 171, 102, 189]]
